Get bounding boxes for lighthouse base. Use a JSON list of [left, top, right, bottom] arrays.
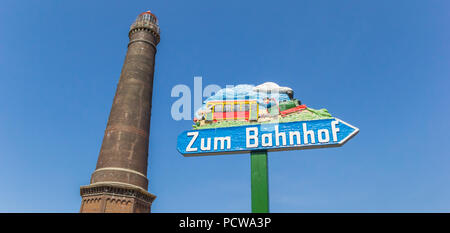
[[79, 183, 156, 213]]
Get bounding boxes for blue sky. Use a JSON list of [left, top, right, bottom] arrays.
[[0, 0, 449, 212]]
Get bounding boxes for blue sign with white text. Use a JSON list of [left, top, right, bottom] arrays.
[[177, 118, 359, 156]]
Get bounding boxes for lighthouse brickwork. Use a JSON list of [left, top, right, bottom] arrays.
[[80, 11, 160, 213]]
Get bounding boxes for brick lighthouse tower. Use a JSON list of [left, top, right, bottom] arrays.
[[80, 11, 160, 213]]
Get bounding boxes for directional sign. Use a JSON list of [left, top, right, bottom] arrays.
[[175, 82, 359, 213], [177, 118, 359, 156]]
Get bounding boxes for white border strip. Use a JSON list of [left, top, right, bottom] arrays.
[[89, 181, 146, 191], [93, 167, 147, 179]]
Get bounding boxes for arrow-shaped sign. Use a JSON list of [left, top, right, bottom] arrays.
[[177, 118, 359, 156]]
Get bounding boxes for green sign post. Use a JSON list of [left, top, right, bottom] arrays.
[[251, 150, 269, 213]]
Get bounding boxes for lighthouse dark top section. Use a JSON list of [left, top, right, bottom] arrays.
[[80, 11, 159, 213]]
